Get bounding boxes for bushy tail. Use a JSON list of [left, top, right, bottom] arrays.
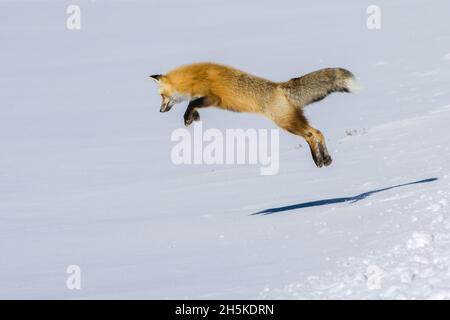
[[280, 68, 358, 107]]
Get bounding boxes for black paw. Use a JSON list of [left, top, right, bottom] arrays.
[[184, 114, 193, 126], [316, 143, 332, 168], [323, 155, 333, 167], [192, 110, 200, 122], [184, 117, 193, 126], [311, 150, 324, 168], [315, 158, 324, 168], [184, 111, 200, 126]]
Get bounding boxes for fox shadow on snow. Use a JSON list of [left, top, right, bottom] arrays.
[[252, 178, 438, 216]]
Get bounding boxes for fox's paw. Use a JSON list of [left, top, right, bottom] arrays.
[[311, 143, 332, 168], [315, 158, 324, 168], [184, 118, 193, 126], [192, 110, 200, 122], [184, 111, 200, 127], [184, 115, 194, 126], [311, 150, 324, 168], [323, 155, 332, 167]]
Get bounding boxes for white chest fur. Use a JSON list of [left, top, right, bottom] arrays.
[[172, 92, 195, 103]]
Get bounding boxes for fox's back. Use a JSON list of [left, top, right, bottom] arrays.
[[165, 63, 279, 113]]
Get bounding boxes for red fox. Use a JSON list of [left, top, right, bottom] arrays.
[[150, 62, 358, 167]]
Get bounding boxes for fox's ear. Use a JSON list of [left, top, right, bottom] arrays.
[[149, 74, 163, 83]]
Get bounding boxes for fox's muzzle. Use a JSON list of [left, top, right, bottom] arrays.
[[159, 95, 175, 113], [160, 103, 172, 113]]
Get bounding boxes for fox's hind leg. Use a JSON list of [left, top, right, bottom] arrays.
[[279, 109, 332, 167], [184, 95, 220, 126], [306, 127, 332, 167]]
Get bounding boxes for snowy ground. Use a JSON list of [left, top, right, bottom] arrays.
[[1, 0, 450, 299]]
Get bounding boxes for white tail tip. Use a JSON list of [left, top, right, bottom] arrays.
[[346, 76, 361, 93]]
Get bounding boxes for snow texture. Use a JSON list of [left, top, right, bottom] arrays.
[[1, 0, 450, 299]]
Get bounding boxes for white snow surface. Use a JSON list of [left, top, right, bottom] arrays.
[[1, 0, 450, 299]]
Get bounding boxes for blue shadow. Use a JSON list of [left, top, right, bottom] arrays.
[[252, 177, 438, 216]]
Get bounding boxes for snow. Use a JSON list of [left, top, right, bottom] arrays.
[[1, 0, 450, 299], [407, 232, 434, 250]]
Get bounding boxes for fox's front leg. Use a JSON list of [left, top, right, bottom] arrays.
[[184, 99, 203, 126], [184, 96, 219, 126]]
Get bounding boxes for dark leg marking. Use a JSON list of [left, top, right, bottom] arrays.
[[184, 97, 207, 126]]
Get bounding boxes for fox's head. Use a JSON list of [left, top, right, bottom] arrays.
[[150, 74, 184, 113]]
